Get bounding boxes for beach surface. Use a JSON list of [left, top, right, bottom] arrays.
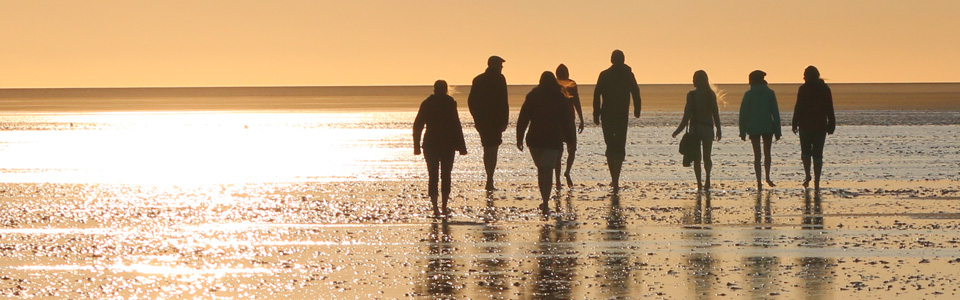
[[0, 84, 958, 298]]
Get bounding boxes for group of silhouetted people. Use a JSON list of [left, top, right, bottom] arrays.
[[413, 51, 836, 217]]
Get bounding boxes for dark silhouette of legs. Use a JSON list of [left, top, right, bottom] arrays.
[[799, 130, 826, 189], [424, 149, 442, 217], [762, 134, 775, 187], [601, 119, 627, 193], [439, 150, 455, 217], [483, 145, 499, 191], [751, 134, 775, 190], [531, 147, 559, 213], [563, 147, 575, 187], [702, 138, 713, 190], [554, 144, 563, 189]]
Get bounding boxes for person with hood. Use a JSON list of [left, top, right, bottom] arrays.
[[672, 70, 722, 191], [738, 70, 782, 190], [593, 50, 642, 193], [414, 80, 468, 218], [555, 64, 584, 188], [792, 66, 836, 190], [517, 71, 576, 213], [468, 56, 509, 191]]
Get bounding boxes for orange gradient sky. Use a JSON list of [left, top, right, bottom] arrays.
[[2, 0, 958, 88]]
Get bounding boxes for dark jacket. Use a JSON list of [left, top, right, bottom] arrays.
[[414, 94, 467, 152], [792, 79, 836, 134], [517, 86, 575, 150], [739, 83, 782, 137], [593, 63, 641, 123], [680, 89, 720, 130], [468, 69, 509, 133]]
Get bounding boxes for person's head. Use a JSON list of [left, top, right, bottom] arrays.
[[556, 64, 569, 80], [804, 65, 820, 82], [433, 80, 448, 95], [749, 70, 767, 85], [611, 50, 625, 65], [693, 70, 710, 90], [538, 71, 560, 90], [487, 55, 505, 72]]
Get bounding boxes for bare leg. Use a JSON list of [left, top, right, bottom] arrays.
[[554, 144, 563, 189], [802, 155, 812, 188], [702, 139, 713, 190], [763, 134, 776, 187], [564, 148, 575, 187], [693, 159, 703, 191], [813, 157, 823, 191], [751, 136, 762, 190], [483, 145, 499, 191], [608, 157, 623, 193]]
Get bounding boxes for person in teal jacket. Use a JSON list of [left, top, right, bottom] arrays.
[[738, 70, 781, 190]]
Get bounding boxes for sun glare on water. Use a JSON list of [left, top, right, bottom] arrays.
[[0, 112, 409, 185]]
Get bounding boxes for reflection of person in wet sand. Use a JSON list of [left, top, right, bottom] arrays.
[[414, 80, 468, 218], [593, 50, 641, 193], [746, 191, 779, 298], [468, 56, 509, 191], [792, 66, 836, 191], [600, 194, 631, 298], [739, 70, 782, 190], [683, 192, 714, 298], [672, 70, 722, 191], [799, 189, 832, 298], [517, 71, 576, 212], [533, 207, 578, 298], [554, 64, 584, 189], [419, 222, 458, 298]]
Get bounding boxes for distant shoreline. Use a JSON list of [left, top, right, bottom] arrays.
[[1, 83, 958, 113]]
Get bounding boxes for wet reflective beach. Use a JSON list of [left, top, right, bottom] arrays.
[[0, 112, 958, 298]]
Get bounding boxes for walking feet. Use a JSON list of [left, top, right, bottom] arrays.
[[485, 180, 496, 191], [802, 175, 812, 188], [766, 180, 777, 187], [564, 172, 573, 187]]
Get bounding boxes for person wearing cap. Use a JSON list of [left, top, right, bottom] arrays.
[[738, 70, 782, 191], [468, 56, 509, 191], [414, 80, 468, 218], [593, 50, 641, 193], [792, 66, 835, 191]]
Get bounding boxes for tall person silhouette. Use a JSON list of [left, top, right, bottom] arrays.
[[469, 56, 509, 191], [414, 80, 468, 218], [517, 71, 576, 213], [672, 70, 722, 191], [738, 70, 781, 191], [792, 66, 835, 190], [555, 64, 584, 188], [593, 50, 641, 193]]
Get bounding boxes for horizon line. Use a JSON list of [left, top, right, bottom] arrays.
[[2, 81, 959, 90]]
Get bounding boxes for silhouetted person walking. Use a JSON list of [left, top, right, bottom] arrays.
[[792, 66, 835, 190], [469, 56, 509, 191], [517, 71, 576, 213], [555, 64, 584, 188], [414, 80, 468, 218], [672, 70, 721, 191], [738, 70, 781, 190], [593, 50, 641, 192]]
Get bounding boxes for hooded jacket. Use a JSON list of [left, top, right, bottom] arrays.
[[792, 79, 836, 133], [738, 83, 782, 137], [414, 94, 467, 152]]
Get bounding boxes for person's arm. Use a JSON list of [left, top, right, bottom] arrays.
[[630, 72, 641, 118], [497, 76, 509, 132], [792, 87, 803, 134], [452, 100, 467, 155], [738, 93, 749, 140], [516, 94, 533, 152], [467, 77, 480, 121], [672, 92, 693, 138], [825, 86, 836, 135], [712, 94, 722, 141], [570, 83, 584, 133], [593, 74, 603, 125], [413, 101, 428, 155], [771, 92, 782, 140]]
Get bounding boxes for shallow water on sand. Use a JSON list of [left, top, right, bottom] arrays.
[[0, 112, 958, 299]]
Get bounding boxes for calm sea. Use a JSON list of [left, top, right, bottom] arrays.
[[0, 83, 958, 184]]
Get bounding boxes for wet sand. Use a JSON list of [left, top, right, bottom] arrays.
[[0, 179, 958, 299]]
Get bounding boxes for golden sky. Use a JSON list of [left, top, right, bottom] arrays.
[[2, 0, 958, 88]]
